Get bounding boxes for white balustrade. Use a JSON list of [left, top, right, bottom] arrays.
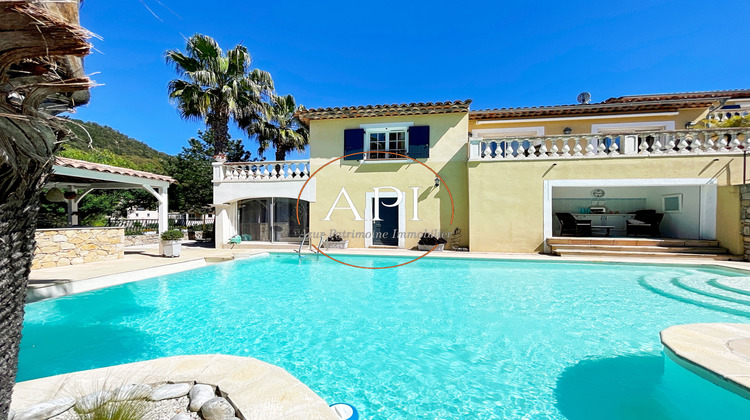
[[468, 128, 749, 161], [218, 160, 311, 181]]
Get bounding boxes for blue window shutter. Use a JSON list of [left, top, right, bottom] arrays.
[[344, 129, 365, 160], [408, 126, 430, 159]]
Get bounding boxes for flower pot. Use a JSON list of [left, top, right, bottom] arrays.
[[161, 240, 181, 257], [418, 244, 444, 252], [326, 240, 349, 249]]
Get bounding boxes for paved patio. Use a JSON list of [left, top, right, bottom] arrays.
[[26, 241, 266, 302]]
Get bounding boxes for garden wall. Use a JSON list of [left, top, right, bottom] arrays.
[[32, 227, 125, 269], [124, 234, 160, 247]]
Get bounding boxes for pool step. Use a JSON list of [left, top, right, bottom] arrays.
[[671, 276, 750, 306], [708, 278, 750, 297], [638, 276, 750, 317]]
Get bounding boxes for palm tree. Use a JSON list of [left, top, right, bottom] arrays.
[[166, 34, 273, 158], [0, 1, 90, 417], [249, 94, 309, 161]]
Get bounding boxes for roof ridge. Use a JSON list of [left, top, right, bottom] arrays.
[[54, 157, 175, 183], [297, 99, 473, 123]]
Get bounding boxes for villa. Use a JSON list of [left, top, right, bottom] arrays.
[[212, 89, 750, 258]]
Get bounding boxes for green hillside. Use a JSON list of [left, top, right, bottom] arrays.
[[60, 119, 170, 173]]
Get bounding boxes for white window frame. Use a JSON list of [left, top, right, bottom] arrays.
[[662, 193, 683, 213], [360, 122, 413, 160]]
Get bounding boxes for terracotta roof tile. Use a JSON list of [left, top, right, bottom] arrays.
[[296, 99, 472, 123], [603, 89, 750, 104], [470, 99, 716, 121], [54, 157, 175, 183]]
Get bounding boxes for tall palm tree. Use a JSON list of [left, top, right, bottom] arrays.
[[166, 34, 273, 158], [250, 94, 309, 161], [0, 1, 90, 417]]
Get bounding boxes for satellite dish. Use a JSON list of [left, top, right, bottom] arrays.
[[577, 92, 591, 104]]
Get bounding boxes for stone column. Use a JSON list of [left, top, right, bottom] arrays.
[[741, 184, 750, 261]]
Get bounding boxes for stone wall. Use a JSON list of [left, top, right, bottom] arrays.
[[124, 234, 160, 247], [32, 227, 125, 269], [742, 184, 750, 261]]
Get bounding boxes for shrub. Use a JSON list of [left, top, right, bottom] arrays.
[[327, 233, 343, 242], [418, 232, 447, 246], [160, 229, 183, 241]]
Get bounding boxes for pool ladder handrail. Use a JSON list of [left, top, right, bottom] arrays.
[[296, 232, 323, 257]]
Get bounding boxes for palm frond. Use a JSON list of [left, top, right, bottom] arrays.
[[166, 34, 274, 155]]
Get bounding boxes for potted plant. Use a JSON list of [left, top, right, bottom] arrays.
[[160, 229, 183, 257], [325, 233, 349, 249], [417, 232, 447, 251]]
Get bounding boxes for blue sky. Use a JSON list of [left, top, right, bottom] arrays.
[[73, 0, 750, 159]]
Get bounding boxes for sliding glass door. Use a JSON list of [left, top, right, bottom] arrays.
[[238, 198, 309, 243]]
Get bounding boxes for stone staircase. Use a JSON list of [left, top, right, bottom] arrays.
[[547, 237, 744, 261]]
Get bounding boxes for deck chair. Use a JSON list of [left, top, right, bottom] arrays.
[[556, 213, 592, 237]]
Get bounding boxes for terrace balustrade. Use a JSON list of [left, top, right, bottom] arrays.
[[468, 128, 750, 161], [707, 109, 749, 122], [214, 160, 311, 182]]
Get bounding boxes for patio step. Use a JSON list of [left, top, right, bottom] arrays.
[[550, 244, 728, 255], [638, 275, 750, 318], [547, 237, 720, 247], [546, 236, 741, 260], [550, 249, 743, 261]]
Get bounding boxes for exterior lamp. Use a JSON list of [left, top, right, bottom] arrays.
[[45, 188, 65, 202], [434, 177, 440, 188], [563, 127, 572, 135]]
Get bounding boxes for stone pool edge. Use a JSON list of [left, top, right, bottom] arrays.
[[661, 323, 750, 401], [26, 252, 270, 303], [11, 354, 337, 420]]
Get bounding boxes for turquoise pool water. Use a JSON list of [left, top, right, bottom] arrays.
[[19, 254, 750, 419]]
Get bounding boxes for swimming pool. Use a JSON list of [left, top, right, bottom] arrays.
[[19, 254, 750, 418]]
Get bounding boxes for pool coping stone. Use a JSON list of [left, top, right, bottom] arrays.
[[11, 354, 338, 420], [661, 323, 750, 401]]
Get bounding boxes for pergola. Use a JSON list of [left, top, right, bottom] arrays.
[[45, 157, 176, 233]]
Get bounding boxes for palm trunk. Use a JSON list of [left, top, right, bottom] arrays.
[[0, 157, 51, 417], [0, 2, 91, 417], [275, 147, 287, 161], [0, 107, 67, 417], [208, 110, 231, 157]]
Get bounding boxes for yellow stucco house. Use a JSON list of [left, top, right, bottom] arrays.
[[213, 89, 750, 258]]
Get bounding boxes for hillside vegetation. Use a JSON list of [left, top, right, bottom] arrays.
[[60, 119, 170, 173]]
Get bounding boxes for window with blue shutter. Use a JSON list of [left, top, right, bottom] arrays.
[[407, 126, 430, 159], [344, 128, 365, 160]]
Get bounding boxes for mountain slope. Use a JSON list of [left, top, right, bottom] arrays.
[[60, 119, 170, 173]]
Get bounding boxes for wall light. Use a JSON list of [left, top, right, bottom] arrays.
[[563, 127, 572, 135]]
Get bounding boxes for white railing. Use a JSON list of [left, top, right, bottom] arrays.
[[468, 128, 749, 161], [707, 109, 749, 122], [214, 160, 311, 182]]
